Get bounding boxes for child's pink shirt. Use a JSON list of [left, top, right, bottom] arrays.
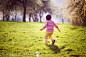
[[42, 20, 58, 32]]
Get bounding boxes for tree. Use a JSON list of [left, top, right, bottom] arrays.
[[26, 0, 52, 22], [0, 0, 53, 22], [38, 0, 52, 22], [0, 0, 8, 21], [0, 0, 39, 22], [0, 0, 19, 21], [62, 0, 86, 26]]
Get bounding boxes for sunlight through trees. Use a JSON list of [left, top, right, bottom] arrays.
[[0, 0, 86, 26], [60, 0, 86, 26]]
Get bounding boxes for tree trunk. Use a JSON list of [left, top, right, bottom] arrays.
[[34, 13, 38, 22], [3, 10, 4, 21], [7, 10, 10, 21], [29, 13, 32, 22], [39, 11, 43, 22], [40, 16, 42, 22], [7, 16, 10, 21], [15, 15, 16, 21], [23, 5, 26, 22], [32, 13, 35, 22], [15, 5, 17, 21], [62, 19, 64, 23]]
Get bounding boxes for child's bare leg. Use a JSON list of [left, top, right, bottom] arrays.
[[44, 37, 48, 45]]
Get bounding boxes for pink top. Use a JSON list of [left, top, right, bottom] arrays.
[[42, 20, 58, 32]]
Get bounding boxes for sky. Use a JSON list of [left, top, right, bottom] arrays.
[[51, 0, 67, 7]]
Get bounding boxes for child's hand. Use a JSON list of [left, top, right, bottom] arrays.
[[57, 28, 61, 32], [58, 30, 61, 32], [40, 29, 43, 31], [59, 30, 61, 32]]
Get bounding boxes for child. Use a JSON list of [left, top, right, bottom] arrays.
[[40, 14, 61, 45]]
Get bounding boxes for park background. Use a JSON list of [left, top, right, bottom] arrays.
[[0, 0, 86, 57]]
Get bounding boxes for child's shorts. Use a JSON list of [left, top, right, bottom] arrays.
[[44, 31, 54, 41]]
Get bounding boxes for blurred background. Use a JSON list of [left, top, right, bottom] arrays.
[[0, 0, 86, 25]]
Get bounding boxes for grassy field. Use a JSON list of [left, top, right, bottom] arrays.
[[0, 21, 86, 57]]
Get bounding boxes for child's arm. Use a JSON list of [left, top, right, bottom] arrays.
[[40, 22, 47, 31], [54, 23, 61, 32], [57, 28, 61, 32]]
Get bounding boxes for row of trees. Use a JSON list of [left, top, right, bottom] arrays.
[[0, 0, 53, 22], [0, 0, 85, 26]]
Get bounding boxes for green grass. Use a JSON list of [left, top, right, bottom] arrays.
[[0, 21, 86, 57]]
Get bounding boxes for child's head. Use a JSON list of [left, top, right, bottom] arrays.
[[46, 14, 51, 20]]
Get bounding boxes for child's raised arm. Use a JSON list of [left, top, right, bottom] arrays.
[[57, 28, 61, 32], [54, 23, 61, 32]]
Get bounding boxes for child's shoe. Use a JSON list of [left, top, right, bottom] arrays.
[[52, 40, 55, 45]]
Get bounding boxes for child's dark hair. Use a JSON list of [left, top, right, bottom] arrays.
[[46, 14, 51, 20]]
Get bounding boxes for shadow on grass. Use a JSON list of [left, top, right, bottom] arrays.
[[46, 45, 60, 54], [70, 27, 77, 30]]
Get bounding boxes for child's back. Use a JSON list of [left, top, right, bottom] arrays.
[[40, 14, 61, 45], [43, 20, 58, 32]]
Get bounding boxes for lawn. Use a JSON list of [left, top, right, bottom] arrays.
[[0, 21, 86, 57]]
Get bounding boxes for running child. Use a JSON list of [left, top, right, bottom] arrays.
[[40, 14, 61, 45]]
